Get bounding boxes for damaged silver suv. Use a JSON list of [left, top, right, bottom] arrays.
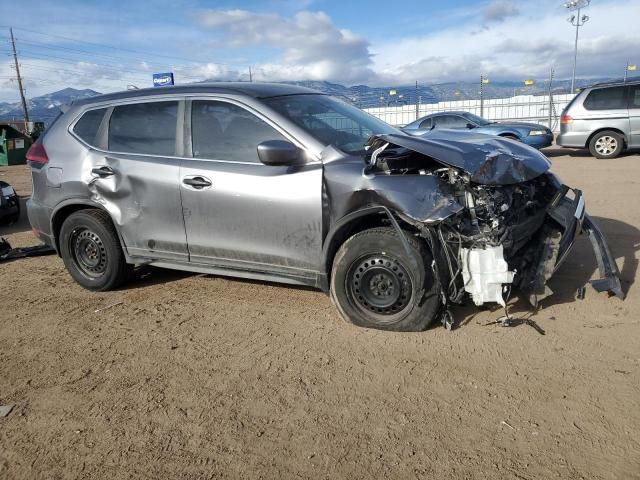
[[26, 83, 623, 331]]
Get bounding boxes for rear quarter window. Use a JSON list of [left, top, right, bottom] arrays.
[[72, 108, 107, 146], [583, 87, 627, 110]]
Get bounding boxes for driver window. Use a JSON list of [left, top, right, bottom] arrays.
[[191, 100, 286, 162]]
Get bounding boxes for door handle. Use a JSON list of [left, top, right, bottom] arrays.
[[91, 166, 115, 177], [183, 176, 212, 189]]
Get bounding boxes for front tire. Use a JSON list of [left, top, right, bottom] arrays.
[[589, 130, 624, 159], [330, 227, 441, 332], [59, 209, 131, 291]]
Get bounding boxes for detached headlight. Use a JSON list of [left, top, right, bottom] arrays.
[[529, 130, 547, 136], [1, 185, 15, 197]]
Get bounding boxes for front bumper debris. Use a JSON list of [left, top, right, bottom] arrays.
[[582, 214, 624, 299]]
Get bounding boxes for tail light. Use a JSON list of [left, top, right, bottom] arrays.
[[560, 114, 573, 125], [26, 143, 49, 166]]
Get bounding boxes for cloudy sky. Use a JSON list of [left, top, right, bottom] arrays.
[[0, 0, 638, 101]]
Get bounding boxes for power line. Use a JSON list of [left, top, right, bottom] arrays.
[[0, 25, 251, 69]]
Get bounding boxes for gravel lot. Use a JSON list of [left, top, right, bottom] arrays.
[[1, 147, 639, 479]]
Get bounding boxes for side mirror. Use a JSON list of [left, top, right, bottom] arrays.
[[257, 140, 305, 166], [466, 123, 476, 129]]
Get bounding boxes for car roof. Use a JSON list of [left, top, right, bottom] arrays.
[[71, 82, 324, 107], [424, 111, 470, 118], [589, 79, 640, 89]]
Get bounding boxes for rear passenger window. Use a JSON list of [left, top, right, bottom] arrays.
[[191, 100, 285, 162], [73, 108, 106, 146], [583, 87, 627, 110], [628, 85, 640, 109], [418, 118, 432, 129], [108, 101, 178, 156]]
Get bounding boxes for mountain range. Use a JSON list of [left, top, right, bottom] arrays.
[[1, 76, 636, 125]]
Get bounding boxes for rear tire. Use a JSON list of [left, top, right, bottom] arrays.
[[59, 209, 132, 291], [330, 227, 441, 332], [589, 130, 623, 159]]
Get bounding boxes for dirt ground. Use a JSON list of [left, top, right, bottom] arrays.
[[1, 147, 639, 480]]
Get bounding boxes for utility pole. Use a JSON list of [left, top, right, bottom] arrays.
[[9, 27, 30, 132], [415, 81, 419, 121], [480, 75, 485, 117], [564, 0, 590, 95], [248, 66, 252, 82], [548, 67, 554, 130], [624, 62, 628, 83]]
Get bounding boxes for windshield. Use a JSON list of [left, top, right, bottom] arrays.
[[263, 94, 399, 154], [463, 113, 490, 126]]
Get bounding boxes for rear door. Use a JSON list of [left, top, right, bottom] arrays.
[[581, 86, 630, 141], [627, 84, 640, 147], [179, 98, 323, 276], [85, 99, 188, 261]]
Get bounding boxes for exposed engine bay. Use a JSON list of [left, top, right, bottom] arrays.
[[359, 133, 624, 312]]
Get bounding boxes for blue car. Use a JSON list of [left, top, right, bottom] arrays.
[[403, 111, 554, 149]]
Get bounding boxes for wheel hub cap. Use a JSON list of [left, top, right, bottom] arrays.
[[71, 228, 107, 277], [348, 255, 412, 316], [595, 136, 617, 155]]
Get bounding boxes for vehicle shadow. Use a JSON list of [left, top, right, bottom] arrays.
[[118, 265, 197, 290], [542, 216, 638, 306], [120, 265, 321, 293], [447, 216, 637, 330], [0, 196, 32, 236], [543, 148, 593, 158], [543, 148, 640, 159]]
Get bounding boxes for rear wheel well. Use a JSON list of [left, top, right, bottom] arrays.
[[52, 205, 108, 252], [586, 128, 627, 148]]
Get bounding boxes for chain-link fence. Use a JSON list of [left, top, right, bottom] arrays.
[[364, 93, 575, 131]]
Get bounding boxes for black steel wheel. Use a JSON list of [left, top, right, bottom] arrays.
[[331, 227, 441, 332], [69, 227, 108, 278], [347, 254, 413, 317], [60, 209, 132, 291]]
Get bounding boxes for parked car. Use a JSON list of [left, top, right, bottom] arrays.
[[403, 111, 554, 149], [0, 180, 20, 224], [557, 80, 640, 159], [26, 83, 622, 332]]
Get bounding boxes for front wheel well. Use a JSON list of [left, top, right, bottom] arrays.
[[586, 128, 627, 149], [323, 210, 421, 278], [498, 132, 520, 140]]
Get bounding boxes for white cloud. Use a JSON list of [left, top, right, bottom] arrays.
[[197, 9, 375, 83], [371, 0, 640, 85], [482, 0, 519, 24], [0, 0, 637, 102]]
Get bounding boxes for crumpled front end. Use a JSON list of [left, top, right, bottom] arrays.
[[361, 133, 624, 310]]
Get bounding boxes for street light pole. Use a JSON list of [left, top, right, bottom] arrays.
[[565, 0, 590, 95]]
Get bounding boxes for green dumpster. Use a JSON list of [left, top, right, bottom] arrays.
[[0, 124, 32, 166]]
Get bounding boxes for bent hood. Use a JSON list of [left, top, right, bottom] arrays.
[[372, 130, 551, 185]]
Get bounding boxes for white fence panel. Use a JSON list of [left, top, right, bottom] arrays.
[[364, 93, 575, 131]]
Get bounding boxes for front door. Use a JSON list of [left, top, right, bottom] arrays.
[[179, 99, 323, 276]]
